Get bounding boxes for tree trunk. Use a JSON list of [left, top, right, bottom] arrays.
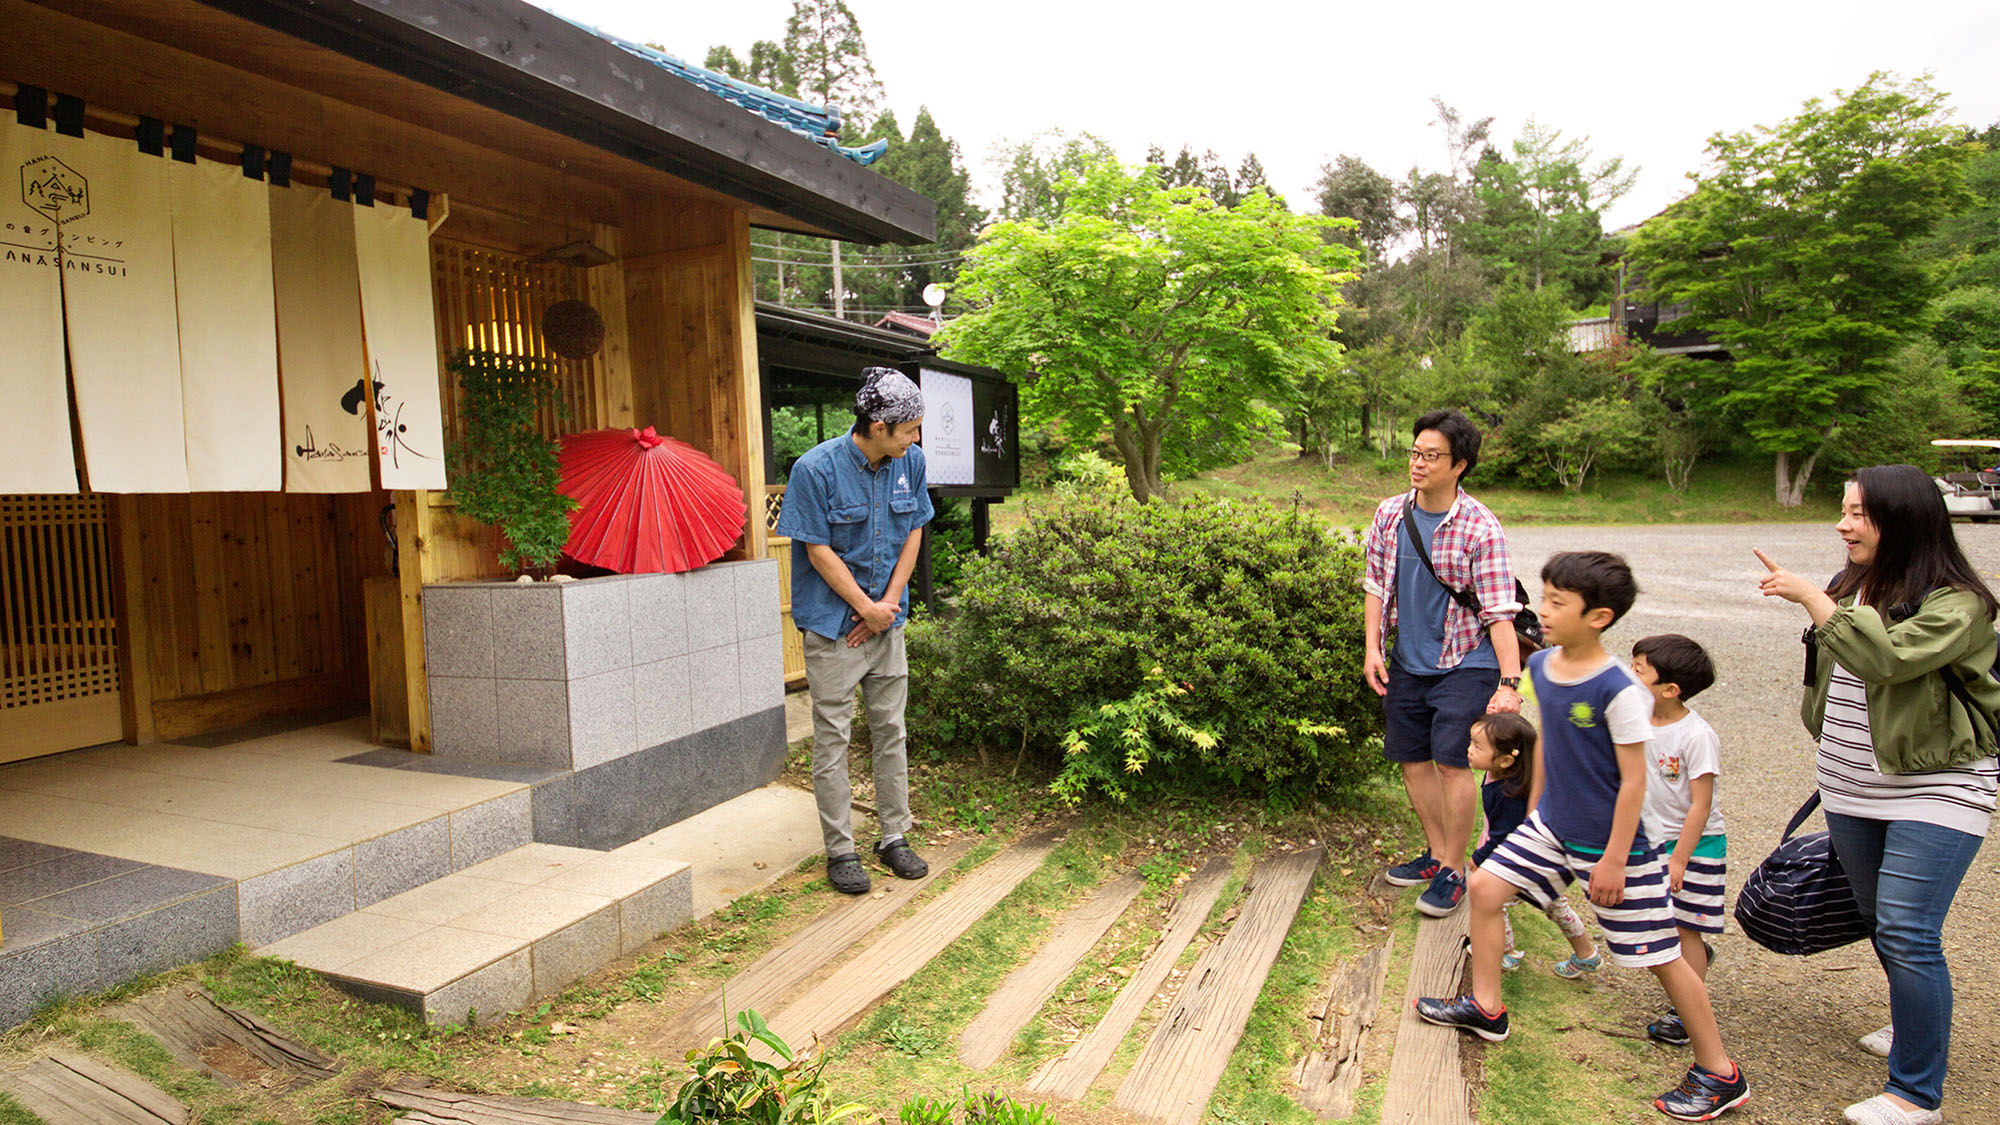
[[1774, 450, 1820, 508], [1109, 421, 1155, 503]]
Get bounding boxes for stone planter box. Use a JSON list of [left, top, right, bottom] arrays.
[[421, 560, 784, 769]]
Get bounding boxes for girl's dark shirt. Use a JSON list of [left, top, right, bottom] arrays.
[[1475, 777, 1529, 867]]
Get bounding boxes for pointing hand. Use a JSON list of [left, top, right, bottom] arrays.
[[1754, 548, 1817, 605]]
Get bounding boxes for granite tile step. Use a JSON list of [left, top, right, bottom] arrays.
[[258, 843, 691, 1026]]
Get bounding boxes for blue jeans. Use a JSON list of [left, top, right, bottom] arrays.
[[1824, 811, 1986, 1111]]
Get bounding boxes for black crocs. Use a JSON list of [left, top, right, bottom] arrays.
[[873, 838, 929, 880], [827, 852, 871, 894]]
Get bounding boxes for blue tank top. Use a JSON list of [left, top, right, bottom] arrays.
[[1529, 648, 1652, 851]]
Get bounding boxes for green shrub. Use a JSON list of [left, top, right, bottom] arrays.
[[908, 489, 1384, 804], [445, 349, 577, 573]]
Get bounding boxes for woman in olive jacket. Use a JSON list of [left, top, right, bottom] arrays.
[[1757, 464, 2000, 1125]]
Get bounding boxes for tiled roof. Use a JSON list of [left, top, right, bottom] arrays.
[[559, 17, 887, 166], [873, 312, 939, 337]]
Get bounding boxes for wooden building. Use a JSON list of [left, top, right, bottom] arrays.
[[0, 0, 937, 764]]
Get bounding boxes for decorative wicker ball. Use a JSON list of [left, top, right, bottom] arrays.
[[542, 299, 606, 360]]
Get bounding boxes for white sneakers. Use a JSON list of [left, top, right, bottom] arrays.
[[1842, 1094, 1941, 1125], [1857, 1024, 1894, 1058]]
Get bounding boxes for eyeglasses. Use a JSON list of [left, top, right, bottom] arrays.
[[1407, 448, 1451, 464]]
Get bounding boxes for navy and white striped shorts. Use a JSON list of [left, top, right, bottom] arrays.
[[1668, 839, 1727, 934], [1479, 811, 1683, 969]]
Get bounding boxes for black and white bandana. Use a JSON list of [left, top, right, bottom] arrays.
[[855, 366, 924, 425]]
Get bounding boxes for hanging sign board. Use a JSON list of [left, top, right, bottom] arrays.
[[353, 204, 447, 490], [0, 120, 78, 493], [171, 156, 281, 491]]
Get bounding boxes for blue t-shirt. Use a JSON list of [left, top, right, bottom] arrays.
[[774, 434, 935, 640], [1393, 503, 1497, 675], [1529, 648, 1655, 852], [1475, 777, 1529, 868]]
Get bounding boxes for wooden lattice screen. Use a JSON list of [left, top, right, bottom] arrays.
[[429, 240, 611, 442], [1, 494, 119, 719]]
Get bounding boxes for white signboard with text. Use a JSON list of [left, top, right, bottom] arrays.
[[919, 366, 975, 486]]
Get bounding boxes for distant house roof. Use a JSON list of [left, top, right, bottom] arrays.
[[565, 22, 889, 167], [198, 0, 933, 244], [872, 312, 940, 338]]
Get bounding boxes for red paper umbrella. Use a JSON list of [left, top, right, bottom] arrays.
[[557, 426, 749, 574]]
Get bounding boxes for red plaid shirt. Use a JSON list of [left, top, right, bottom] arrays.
[[1362, 489, 1521, 670]]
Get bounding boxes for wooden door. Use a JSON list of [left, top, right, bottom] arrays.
[[1, 494, 123, 763]]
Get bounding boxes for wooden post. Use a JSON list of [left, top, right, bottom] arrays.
[[110, 495, 157, 745], [393, 489, 433, 752], [725, 210, 769, 561]]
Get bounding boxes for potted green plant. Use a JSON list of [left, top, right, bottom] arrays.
[[444, 348, 576, 575]]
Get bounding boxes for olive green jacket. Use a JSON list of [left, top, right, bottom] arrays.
[[1803, 587, 2000, 774]]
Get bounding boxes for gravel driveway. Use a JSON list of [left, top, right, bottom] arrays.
[[1502, 521, 2000, 1125]]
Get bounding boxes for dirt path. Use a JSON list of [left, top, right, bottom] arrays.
[[1503, 521, 2000, 1125]]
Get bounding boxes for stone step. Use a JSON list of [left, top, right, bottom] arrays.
[[259, 843, 690, 1026]]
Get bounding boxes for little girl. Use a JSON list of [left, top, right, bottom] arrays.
[[1469, 712, 1603, 976]]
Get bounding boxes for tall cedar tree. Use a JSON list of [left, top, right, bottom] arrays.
[[1627, 73, 1975, 506], [783, 0, 883, 130], [942, 159, 1359, 502]]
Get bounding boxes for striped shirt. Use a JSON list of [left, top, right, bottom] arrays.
[[1362, 490, 1521, 670], [1816, 661, 1998, 837]]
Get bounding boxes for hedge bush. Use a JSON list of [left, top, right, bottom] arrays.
[[908, 489, 1384, 805]]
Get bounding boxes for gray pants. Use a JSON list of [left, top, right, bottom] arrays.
[[803, 627, 912, 857]]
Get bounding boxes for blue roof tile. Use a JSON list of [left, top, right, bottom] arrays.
[[557, 17, 887, 166]]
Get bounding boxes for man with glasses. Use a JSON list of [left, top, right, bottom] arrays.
[[1361, 410, 1525, 915]]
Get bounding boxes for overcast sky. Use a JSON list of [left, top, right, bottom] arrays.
[[541, 0, 2000, 232]]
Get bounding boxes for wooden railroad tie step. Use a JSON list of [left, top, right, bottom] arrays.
[[0, 1050, 189, 1125], [958, 869, 1146, 1069], [1113, 847, 1326, 1125], [104, 986, 335, 1091], [644, 837, 977, 1056], [1378, 908, 1475, 1125], [1290, 935, 1396, 1120], [759, 830, 1062, 1055], [1026, 855, 1233, 1103]]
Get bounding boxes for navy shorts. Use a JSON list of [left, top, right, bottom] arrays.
[[1382, 661, 1497, 768]]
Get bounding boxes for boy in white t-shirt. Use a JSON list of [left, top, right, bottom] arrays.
[[1631, 633, 1727, 1049]]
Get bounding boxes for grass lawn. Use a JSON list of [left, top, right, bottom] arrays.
[[0, 742, 1716, 1125], [995, 450, 1842, 536]]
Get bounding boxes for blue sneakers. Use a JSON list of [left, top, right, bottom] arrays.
[[1654, 1062, 1749, 1120], [1384, 851, 1442, 887], [1414, 994, 1509, 1041], [1416, 868, 1466, 917]]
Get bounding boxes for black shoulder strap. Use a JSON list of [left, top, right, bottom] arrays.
[[1781, 791, 1822, 841], [1400, 498, 1482, 613]]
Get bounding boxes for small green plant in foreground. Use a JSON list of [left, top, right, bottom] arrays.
[[898, 1090, 1060, 1125], [657, 1008, 867, 1125]]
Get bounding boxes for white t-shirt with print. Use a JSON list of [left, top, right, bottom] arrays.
[[1641, 708, 1726, 845]]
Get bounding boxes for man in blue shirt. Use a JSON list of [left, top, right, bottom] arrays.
[[774, 367, 936, 894]]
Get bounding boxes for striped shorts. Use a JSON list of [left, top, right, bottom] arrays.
[[1669, 835, 1727, 934], [1480, 811, 1682, 969]]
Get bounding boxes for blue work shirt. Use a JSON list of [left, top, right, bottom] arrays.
[[775, 434, 935, 640]]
